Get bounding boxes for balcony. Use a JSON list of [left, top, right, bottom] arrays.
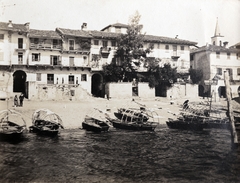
[[30, 43, 62, 51], [100, 47, 111, 58]]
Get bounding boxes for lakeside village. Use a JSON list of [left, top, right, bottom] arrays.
[[0, 17, 240, 145]]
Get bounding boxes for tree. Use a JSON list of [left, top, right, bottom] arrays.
[[103, 11, 152, 82], [189, 68, 203, 84]]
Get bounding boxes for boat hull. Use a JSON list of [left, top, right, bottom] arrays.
[[29, 125, 59, 136], [166, 121, 205, 131], [110, 119, 157, 131], [82, 121, 109, 133]]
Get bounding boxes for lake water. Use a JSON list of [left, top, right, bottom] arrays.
[[0, 126, 239, 183]]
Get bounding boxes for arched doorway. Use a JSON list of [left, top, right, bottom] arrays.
[[13, 70, 26, 93], [91, 74, 103, 97]]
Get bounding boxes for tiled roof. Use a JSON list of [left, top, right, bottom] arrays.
[[101, 23, 129, 31], [190, 44, 240, 54], [56, 28, 92, 38], [29, 29, 61, 39], [144, 35, 197, 45], [0, 21, 29, 32], [89, 30, 120, 39]]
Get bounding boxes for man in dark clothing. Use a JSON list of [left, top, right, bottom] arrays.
[[19, 93, 25, 107]]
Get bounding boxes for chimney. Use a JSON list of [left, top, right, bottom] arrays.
[[8, 20, 13, 27], [223, 41, 228, 48], [81, 23, 87, 30], [24, 22, 30, 30]]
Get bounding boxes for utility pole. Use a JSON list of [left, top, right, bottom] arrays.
[[224, 71, 238, 146]]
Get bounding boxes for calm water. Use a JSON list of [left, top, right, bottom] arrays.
[[0, 126, 239, 183]]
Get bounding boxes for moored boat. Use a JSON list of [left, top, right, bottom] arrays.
[[0, 109, 26, 139], [82, 115, 110, 133], [114, 108, 149, 122], [29, 109, 64, 136], [109, 118, 158, 131]]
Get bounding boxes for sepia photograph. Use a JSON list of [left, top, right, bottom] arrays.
[[0, 0, 240, 182]]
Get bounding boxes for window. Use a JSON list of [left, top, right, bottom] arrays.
[[69, 40, 74, 50], [237, 53, 240, 60], [217, 68, 222, 75], [165, 45, 169, 50], [36, 73, 41, 81], [237, 68, 240, 75], [47, 74, 54, 84], [181, 46, 184, 50], [227, 52, 230, 59], [226, 68, 233, 80], [81, 74, 87, 81], [18, 38, 23, 49], [18, 52, 23, 64], [34, 38, 39, 44], [69, 75, 74, 84], [103, 40, 108, 47], [94, 40, 99, 45], [111, 41, 116, 47], [32, 53, 40, 61], [53, 39, 58, 46], [216, 52, 220, 59], [115, 27, 121, 33], [69, 57, 74, 66], [0, 34, 4, 41], [50, 55, 59, 65]]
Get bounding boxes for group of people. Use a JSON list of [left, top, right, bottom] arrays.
[[14, 93, 25, 107]]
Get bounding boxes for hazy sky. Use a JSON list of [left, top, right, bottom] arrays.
[[0, 0, 239, 46]]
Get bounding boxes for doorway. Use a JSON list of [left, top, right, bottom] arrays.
[[13, 70, 26, 93], [91, 74, 103, 97]]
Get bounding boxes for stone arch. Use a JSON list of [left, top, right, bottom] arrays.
[[91, 73, 103, 97], [13, 70, 26, 93]]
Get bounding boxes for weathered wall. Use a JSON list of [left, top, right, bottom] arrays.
[[166, 83, 198, 99], [105, 82, 132, 98], [138, 83, 155, 98]]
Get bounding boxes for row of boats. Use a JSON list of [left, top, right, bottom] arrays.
[[1, 100, 239, 140]]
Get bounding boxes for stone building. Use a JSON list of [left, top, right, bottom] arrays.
[[190, 19, 240, 100]]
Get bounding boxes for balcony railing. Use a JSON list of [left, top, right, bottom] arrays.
[[30, 43, 62, 50]]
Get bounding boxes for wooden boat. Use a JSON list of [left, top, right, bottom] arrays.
[[114, 108, 149, 122], [166, 117, 206, 131], [109, 118, 158, 131], [82, 115, 110, 133], [0, 109, 26, 139], [29, 109, 64, 136], [108, 108, 158, 131]]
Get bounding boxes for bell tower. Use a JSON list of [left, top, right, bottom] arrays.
[[211, 18, 224, 46]]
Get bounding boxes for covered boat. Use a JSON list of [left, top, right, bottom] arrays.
[[114, 108, 149, 122], [82, 115, 110, 133], [108, 108, 158, 131], [29, 109, 64, 135], [0, 109, 26, 138]]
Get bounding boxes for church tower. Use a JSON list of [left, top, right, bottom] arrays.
[[211, 18, 225, 46]]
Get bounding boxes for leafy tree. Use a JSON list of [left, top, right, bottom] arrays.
[[103, 11, 152, 82], [189, 68, 203, 84]]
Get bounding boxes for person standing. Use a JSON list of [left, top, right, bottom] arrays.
[[19, 93, 25, 107], [14, 95, 18, 107]]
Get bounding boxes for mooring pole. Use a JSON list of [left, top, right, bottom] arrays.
[[224, 71, 238, 146]]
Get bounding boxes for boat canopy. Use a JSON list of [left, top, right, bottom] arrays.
[[0, 109, 26, 127], [32, 109, 63, 126]]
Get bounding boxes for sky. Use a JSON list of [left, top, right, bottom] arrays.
[[0, 0, 239, 47]]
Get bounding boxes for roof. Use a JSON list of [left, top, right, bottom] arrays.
[[56, 27, 92, 38], [143, 34, 197, 45], [0, 21, 29, 32], [89, 30, 120, 39], [230, 42, 240, 49], [29, 29, 61, 39], [101, 23, 129, 31], [190, 44, 240, 54]]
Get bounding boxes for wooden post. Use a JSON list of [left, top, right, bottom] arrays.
[[224, 71, 238, 145]]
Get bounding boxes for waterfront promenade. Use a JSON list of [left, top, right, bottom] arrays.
[[0, 96, 229, 129]]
